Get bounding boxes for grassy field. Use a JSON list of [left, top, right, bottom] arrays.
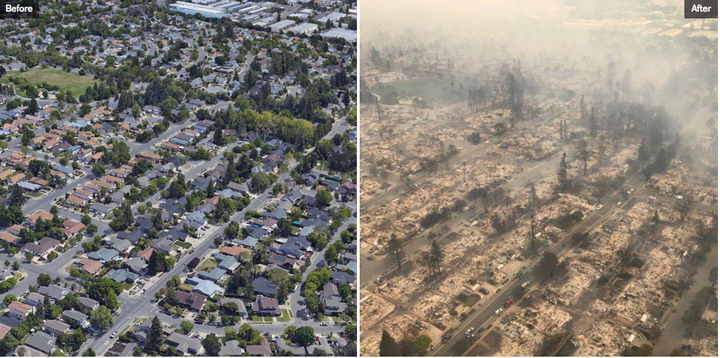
[[371, 78, 466, 105], [0, 68, 97, 98], [197, 259, 217, 272], [176, 241, 192, 249], [278, 309, 291, 322]]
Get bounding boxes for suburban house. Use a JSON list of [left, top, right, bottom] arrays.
[[44, 320, 70, 336], [37, 284, 70, 302], [165, 332, 203, 355], [246, 337, 272, 356], [175, 290, 207, 312], [251, 296, 280, 316], [8, 301, 34, 321], [62, 309, 87, 327], [22, 237, 60, 256]]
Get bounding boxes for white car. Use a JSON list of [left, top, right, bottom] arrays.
[[495, 308, 503, 315]]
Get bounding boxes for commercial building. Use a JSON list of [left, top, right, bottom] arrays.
[[269, 19, 295, 32], [169, 1, 232, 18], [287, 23, 318, 35]]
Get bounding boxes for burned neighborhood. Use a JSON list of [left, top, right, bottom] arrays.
[[358, 0, 718, 356]]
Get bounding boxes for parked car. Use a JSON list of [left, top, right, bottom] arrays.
[[441, 334, 452, 343]]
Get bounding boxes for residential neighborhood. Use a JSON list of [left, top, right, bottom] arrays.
[[0, 0, 357, 356]]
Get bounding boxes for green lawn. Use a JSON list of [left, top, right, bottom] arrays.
[[0, 68, 97, 98], [197, 259, 217, 272], [263, 316, 273, 322], [251, 316, 264, 322], [122, 282, 133, 290], [176, 241, 192, 249], [278, 309, 291, 322]]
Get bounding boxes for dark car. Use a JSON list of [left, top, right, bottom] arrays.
[[441, 334, 453, 343]]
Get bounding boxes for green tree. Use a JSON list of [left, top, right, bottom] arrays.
[[293, 326, 315, 348], [276, 282, 289, 304], [387, 235, 403, 270], [89, 306, 114, 331], [379, 330, 400, 356], [251, 172, 271, 192], [557, 152, 569, 192], [180, 321, 194, 335], [86, 224, 98, 235], [315, 188, 333, 206], [71, 328, 85, 351], [312, 349, 329, 356], [201, 333, 221, 356], [324, 245, 338, 264], [37, 273, 52, 286], [343, 324, 357, 341], [145, 316, 164, 352], [3, 294, 17, 306], [92, 163, 106, 177], [82, 348, 96, 356], [412, 335, 432, 355]]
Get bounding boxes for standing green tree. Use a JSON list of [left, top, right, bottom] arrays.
[[37, 273, 52, 286], [429, 240, 444, 274], [145, 316, 164, 352], [379, 330, 400, 356], [577, 139, 589, 175], [201, 333, 222, 356], [89, 306, 114, 331], [122, 203, 135, 228], [251, 172, 271, 192], [26, 98, 38, 115], [276, 281, 289, 304], [180, 321, 194, 334], [91, 163, 106, 177], [3, 294, 16, 306], [557, 152, 568, 193], [324, 245, 338, 264], [387, 234, 403, 270], [293, 326, 315, 348], [315, 188, 333, 206]]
